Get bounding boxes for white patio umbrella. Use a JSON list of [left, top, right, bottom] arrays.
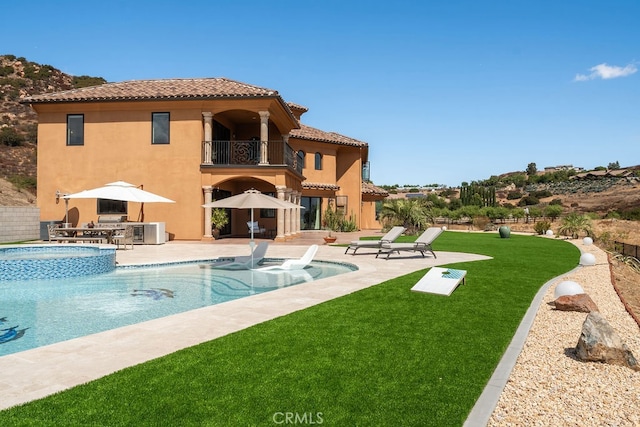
[[202, 189, 302, 242], [63, 181, 175, 222]]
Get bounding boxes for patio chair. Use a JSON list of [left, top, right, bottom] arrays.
[[344, 226, 406, 254], [256, 244, 318, 271], [247, 221, 266, 236], [376, 227, 443, 260], [112, 225, 134, 250], [210, 242, 269, 270]]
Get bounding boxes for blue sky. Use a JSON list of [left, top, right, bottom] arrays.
[[3, 0, 638, 186]]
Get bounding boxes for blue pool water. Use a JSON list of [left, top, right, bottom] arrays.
[[0, 259, 357, 356]]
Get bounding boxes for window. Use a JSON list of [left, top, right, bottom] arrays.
[[314, 152, 323, 170], [67, 114, 84, 146], [152, 112, 170, 144], [297, 150, 306, 169]]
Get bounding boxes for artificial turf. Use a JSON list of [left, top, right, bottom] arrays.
[[0, 232, 578, 426]]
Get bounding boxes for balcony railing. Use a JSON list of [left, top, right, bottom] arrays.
[[202, 140, 302, 174]]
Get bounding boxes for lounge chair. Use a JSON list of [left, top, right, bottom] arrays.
[[345, 226, 406, 254], [376, 227, 443, 259], [211, 241, 269, 270], [256, 244, 318, 271]]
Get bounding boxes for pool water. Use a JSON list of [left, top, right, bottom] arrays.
[[0, 260, 356, 356]]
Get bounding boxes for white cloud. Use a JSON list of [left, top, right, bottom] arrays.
[[574, 62, 637, 82]]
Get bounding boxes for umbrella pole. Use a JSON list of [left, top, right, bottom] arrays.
[[250, 208, 255, 267]]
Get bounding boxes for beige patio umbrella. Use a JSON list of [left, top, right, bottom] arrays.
[[202, 189, 302, 242], [64, 181, 175, 222]]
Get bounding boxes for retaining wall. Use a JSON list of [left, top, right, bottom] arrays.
[[0, 206, 40, 243]]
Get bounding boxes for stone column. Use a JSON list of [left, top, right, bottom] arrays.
[[292, 191, 301, 235], [203, 186, 213, 239], [275, 185, 286, 240], [284, 188, 292, 238], [259, 111, 269, 165], [202, 112, 213, 165]]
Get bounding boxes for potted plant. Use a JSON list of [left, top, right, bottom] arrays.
[[323, 205, 340, 243], [210, 208, 229, 239]]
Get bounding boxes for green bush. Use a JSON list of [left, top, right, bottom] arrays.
[[534, 220, 551, 235], [518, 195, 539, 206], [0, 127, 24, 146], [506, 191, 522, 200]]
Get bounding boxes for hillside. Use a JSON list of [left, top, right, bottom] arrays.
[[0, 54, 106, 199]]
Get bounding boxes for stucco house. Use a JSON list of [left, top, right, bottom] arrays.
[[22, 77, 387, 241]]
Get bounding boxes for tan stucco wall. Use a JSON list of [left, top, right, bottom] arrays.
[[34, 99, 369, 239]]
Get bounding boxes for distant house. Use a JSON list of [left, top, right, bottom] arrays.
[[543, 164, 584, 173], [22, 78, 385, 240], [573, 169, 633, 180]]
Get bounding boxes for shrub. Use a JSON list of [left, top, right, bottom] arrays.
[[0, 127, 23, 146], [534, 220, 551, 235], [518, 195, 539, 206], [506, 191, 522, 200], [531, 190, 552, 199], [549, 198, 563, 206], [472, 216, 491, 231]]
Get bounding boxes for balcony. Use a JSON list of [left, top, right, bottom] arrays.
[[201, 140, 302, 175]]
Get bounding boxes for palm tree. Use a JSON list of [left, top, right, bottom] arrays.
[[558, 212, 593, 239], [379, 198, 433, 234]]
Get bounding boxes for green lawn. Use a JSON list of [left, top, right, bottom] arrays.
[[0, 232, 578, 426]]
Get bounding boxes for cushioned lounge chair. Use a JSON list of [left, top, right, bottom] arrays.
[[376, 227, 443, 259], [256, 244, 318, 271], [345, 226, 406, 254], [211, 241, 269, 270]]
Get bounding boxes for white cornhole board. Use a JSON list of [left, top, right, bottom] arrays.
[[411, 267, 467, 296]]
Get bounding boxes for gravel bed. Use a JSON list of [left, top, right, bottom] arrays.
[[489, 239, 640, 426]]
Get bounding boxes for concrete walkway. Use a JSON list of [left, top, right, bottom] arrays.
[[0, 231, 490, 410]]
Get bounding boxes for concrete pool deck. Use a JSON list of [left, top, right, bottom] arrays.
[[0, 232, 491, 410]]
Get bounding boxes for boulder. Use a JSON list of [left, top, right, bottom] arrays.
[[575, 312, 640, 371], [554, 293, 599, 313]]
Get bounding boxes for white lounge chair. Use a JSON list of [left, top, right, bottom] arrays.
[[211, 242, 269, 270], [345, 226, 406, 254], [256, 244, 318, 271], [376, 227, 443, 259]]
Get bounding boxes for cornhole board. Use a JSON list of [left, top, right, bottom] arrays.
[[411, 267, 467, 296]]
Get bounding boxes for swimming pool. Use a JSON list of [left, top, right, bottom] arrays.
[[0, 259, 357, 356]]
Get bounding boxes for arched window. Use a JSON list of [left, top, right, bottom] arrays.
[[315, 152, 323, 170], [297, 150, 306, 169]]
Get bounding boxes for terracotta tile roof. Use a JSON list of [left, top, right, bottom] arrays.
[[291, 124, 367, 147], [302, 182, 340, 191], [287, 102, 308, 112], [21, 77, 282, 103], [362, 182, 389, 196]]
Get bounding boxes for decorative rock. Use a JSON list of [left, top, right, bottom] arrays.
[[546, 229, 554, 236], [579, 253, 596, 266], [583, 236, 593, 245], [575, 312, 640, 371], [554, 293, 599, 313], [553, 280, 584, 299]]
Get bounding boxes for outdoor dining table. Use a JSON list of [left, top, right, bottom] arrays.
[[54, 226, 124, 244]]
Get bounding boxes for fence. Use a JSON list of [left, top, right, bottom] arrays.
[[614, 241, 640, 259]]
